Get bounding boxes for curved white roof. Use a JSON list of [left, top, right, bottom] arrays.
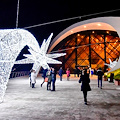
[[48, 17, 120, 52]]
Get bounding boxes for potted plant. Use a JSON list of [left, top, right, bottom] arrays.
[[104, 72, 110, 81], [114, 73, 120, 86]]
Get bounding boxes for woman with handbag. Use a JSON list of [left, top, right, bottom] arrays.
[[51, 68, 56, 91], [79, 69, 91, 105]]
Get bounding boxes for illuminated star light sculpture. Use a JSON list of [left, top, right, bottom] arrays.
[[15, 33, 66, 76], [107, 57, 120, 73]]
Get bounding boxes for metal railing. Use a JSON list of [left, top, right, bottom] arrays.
[[10, 71, 30, 78]]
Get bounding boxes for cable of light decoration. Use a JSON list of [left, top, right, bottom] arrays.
[[49, 41, 120, 54], [24, 8, 120, 29]]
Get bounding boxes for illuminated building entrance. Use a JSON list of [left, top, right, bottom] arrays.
[[52, 30, 120, 72]]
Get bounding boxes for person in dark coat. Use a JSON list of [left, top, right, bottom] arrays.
[[51, 68, 57, 91], [79, 69, 91, 105], [41, 68, 48, 87], [58, 67, 63, 81], [29, 69, 32, 87], [79, 67, 82, 77], [74, 66, 80, 77], [76, 67, 80, 77], [97, 68, 104, 89]]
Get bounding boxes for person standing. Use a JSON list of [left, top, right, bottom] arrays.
[[79, 67, 82, 77], [97, 68, 104, 89], [74, 68, 77, 77], [94, 68, 97, 75], [66, 68, 70, 81], [76, 67, 80, 77], [51, 68, 56, 91], [29, 70, 32, 87], [31, 69, 36, 88], [79, 69, 91, 105], [46, 69, 52, 90], [41, 68, 48, 87], [58, 67, 63, 81]]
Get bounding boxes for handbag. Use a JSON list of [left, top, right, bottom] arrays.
[[45, 77, 48, 82]]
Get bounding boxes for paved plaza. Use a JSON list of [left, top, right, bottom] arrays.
[[0, 75, 120, 120]]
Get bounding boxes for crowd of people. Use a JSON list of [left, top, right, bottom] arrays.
[[29, 67, 71, 90], [29, 67, 57, 91], [29, 66, 104, 105]]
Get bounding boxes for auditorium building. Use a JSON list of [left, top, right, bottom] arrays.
[[48, 17, 120, 73]]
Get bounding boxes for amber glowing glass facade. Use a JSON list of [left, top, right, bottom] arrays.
[[53, 30, 120, 72]]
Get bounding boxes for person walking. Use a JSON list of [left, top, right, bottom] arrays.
[[66, 68, 70, 81], [46, 69, 52, 90], [97, 68, 104, 89], [51, 68, 56, 91], [58, 67, 63, 81], [79, 69, 91, 105], [30, 69, 36, 88]]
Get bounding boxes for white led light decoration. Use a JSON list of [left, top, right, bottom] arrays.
[[104, 58, 118, 68], [15, 33, 66, 75], [107, 57, 120, 73], [0, 29, 66, 103], [0, 29, 40, 103]]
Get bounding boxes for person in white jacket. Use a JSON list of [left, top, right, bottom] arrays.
[[30, 69, 36, 88]]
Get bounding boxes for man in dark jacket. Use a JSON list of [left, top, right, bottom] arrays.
[[58, 67, 63, 81], [41, 68, 48, 87], [97, 68, 104, 89], [51, 68, 57, 91], [79, 69, 91, 105]]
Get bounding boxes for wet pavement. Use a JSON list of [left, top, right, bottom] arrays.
[[0, 75, 120, 120]]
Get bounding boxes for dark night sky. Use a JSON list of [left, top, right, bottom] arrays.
[[0, 0, 120, 45], [0, 0, 120, 71]]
